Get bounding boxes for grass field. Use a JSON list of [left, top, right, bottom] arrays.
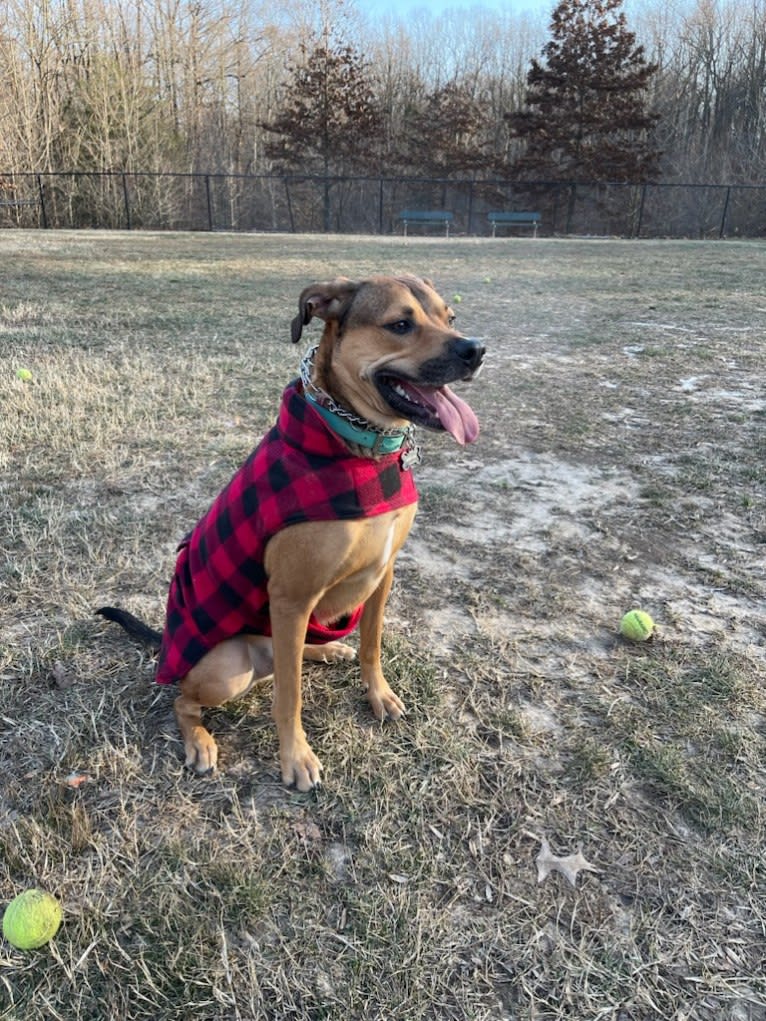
[[1, 230, 765, 1021]]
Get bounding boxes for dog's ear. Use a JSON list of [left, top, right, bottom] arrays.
[[291, 277, 359, 343]]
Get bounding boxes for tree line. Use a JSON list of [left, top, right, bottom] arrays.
[[0, 0, 764, 198]]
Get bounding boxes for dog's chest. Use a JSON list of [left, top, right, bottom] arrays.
[[312, 509, 415, 625]]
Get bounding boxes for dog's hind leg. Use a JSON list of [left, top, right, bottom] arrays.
[[303, 642, 357, 664], [176, 636, 273, 773]]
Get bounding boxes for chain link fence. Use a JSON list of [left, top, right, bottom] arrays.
[[1, 171, 764, 238]]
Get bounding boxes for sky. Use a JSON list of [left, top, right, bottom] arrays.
[[360, 0, 554, 16]]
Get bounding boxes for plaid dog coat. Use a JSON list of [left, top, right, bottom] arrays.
[[156, 380, 419, 685]]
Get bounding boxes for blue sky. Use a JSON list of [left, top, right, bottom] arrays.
[[361, 0, 554, 16]]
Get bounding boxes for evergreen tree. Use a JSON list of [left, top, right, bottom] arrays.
[[261, 42, 381, 228], [262, 42, 381, 177], [398, 81, 491, 177], [506, 0, 660, 183]]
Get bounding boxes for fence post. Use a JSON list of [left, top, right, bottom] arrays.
[[378, 177, 384, 235], [565, 183, 576, 234], [121, 172, 131, 229], [635, 184, 647, 238], [719, 186, 731, 238], [466, 180, 475, 235], [205, 175, 213, 230], [285, 179, 295, 232], [36, 174, 48, 228]]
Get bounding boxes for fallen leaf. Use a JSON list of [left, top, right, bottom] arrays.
[[48, 661, 72, 689], [292, 819, 322, 844], [533, 836, 601, 888], [64, 772, 92, 789]]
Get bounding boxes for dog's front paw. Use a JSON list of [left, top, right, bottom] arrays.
[[280, 738, 323, 791], [364, 678, 407, 722]]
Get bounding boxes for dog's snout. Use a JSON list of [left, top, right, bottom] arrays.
[[454, 337, 485, 372]]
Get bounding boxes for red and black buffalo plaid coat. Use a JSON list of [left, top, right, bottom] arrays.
[[156, 380, 419, 685]]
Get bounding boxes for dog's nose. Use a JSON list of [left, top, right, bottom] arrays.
[[454, 337, 485, 372]]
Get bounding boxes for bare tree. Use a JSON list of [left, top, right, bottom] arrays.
[[645, 0, 766, 183]]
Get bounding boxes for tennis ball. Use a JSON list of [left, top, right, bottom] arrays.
[[2, 889, 62, 950], [452, 294, 462, 303], [15, 367, 33, 382], [619, 609, 654, 642]]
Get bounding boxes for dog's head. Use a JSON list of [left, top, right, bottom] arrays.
[[291, 275, 484, 445]]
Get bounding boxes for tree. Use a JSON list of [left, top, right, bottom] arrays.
[[397, 80, 492, 177], [260, 40, 381, 229], [505, 0, 660, 184], [644, 0, 766, 184]]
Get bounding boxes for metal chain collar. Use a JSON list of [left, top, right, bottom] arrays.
[[299, 345, 415, 440]]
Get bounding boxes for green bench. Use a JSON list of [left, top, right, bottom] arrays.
[[399, 209, 453, 237], [488, 211, 541, 237]]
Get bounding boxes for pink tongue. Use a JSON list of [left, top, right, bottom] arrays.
[[408, 383, 480, 445]]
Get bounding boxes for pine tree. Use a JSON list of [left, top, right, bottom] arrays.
[[261, 41, 381, 229], [262, 43, 381, 177], [398, 81, 491, 178], [506, 0, 660, 183]]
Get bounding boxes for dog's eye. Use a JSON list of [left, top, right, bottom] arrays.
[[386, 319, 413, 335]]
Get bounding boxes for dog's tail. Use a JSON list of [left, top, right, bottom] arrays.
[[95, 606, 162, 650]]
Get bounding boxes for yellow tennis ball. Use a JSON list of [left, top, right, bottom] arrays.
[[2, 889, 62, 950], [620, 609, 654, 642], [15, 367, 33, 382], [452, 294, 462, 303]]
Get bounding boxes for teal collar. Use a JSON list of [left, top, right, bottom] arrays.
[[305, 391, 409, 455]]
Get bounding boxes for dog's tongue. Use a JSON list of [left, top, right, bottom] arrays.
[[409, 383, 480, 445]]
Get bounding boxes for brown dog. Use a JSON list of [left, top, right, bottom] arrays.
[[98, 275, 483, 790]]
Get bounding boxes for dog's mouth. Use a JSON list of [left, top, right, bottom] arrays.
[[375, 374, 480, 445]]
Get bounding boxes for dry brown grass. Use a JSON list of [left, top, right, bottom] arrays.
[[1, 230, 765, 1021]]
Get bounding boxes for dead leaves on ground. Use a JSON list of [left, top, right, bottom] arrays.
[[526, 831, 601, 888]]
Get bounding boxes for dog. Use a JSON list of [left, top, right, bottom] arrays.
[[98, 274, 484, 790]]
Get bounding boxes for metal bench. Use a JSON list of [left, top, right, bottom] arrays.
[[399, 209, 453, 237], [488, 211, 541, 238]]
